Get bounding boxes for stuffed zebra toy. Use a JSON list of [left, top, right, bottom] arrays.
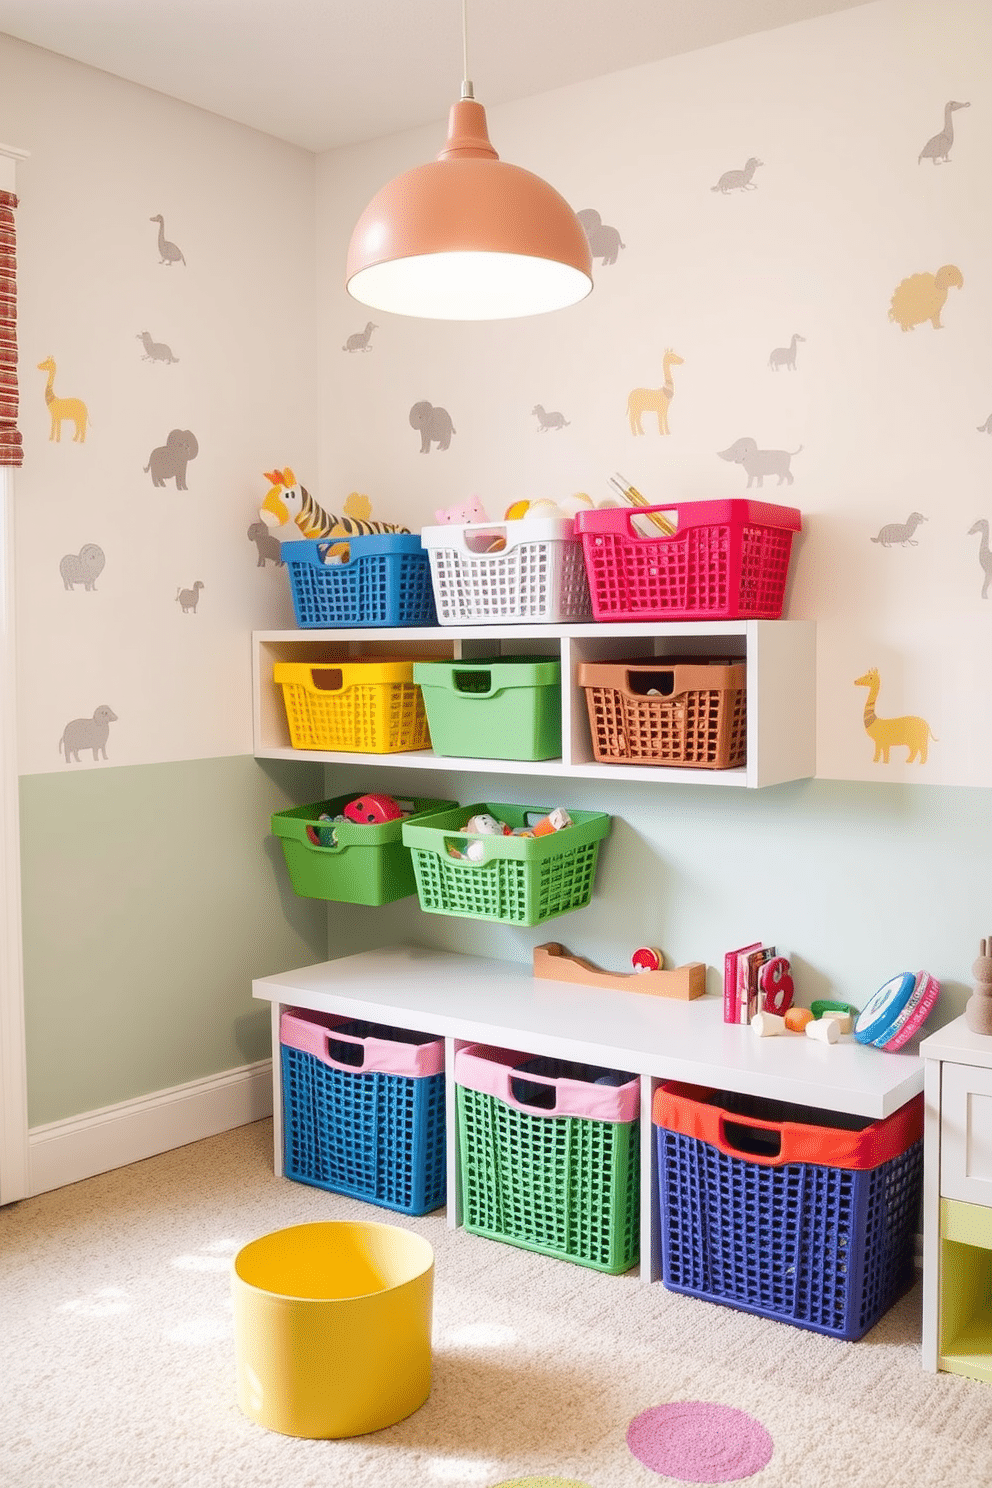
[[259, 468, 410, 541]]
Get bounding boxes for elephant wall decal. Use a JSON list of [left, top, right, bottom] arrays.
[[143, 429, 200, 489], [409, 401, 455, 453], [576, 208, 626, 267]]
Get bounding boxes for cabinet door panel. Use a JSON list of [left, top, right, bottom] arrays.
[[941, 1063, 992, 1206]]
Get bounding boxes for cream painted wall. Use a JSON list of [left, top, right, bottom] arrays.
[[318, 0, 992, 787], [1, 34, 326, 1124], [310, 0, 992, 1025], [3, 33, 314, 773]]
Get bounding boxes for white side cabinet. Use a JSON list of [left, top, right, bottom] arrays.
[[921, 1017, 992, 1382], [252, 620, 815, 789]]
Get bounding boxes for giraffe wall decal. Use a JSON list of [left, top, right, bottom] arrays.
[[626, 349, 684, 435], [36, 357, 89, 443], [854, 668, 937, 764]]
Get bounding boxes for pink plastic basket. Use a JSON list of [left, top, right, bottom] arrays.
[[574, 499, 801, 621], [454, 1044, 639, 1122]]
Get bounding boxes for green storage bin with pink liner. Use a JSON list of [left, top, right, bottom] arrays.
[[401, 801, 610, 925], [455, 1042, 640, 1272], [271, 794, 457, 906]]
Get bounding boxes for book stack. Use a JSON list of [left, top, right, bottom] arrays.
[[723, 942, 775, 1025]]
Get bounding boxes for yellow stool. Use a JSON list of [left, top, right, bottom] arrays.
[[232, 1220, 434, 1438]]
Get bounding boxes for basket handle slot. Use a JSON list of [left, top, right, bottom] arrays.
[[463, 526, 508, 555], [310, 668, 344, 692], [324, 1033, 368, 1070], [718, 1115, 783, 1162], [628, 508, 679, 539], [316, 540, 352, 565], [453, 669, 492, 695], [508, 1074, 559, 1111], [627, 669, 676, 697]]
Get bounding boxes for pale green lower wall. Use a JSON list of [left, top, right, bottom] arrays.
[[21, 757, 992, 1126], [19, 756, 327, 1126], [319, 763, 992, 1033]]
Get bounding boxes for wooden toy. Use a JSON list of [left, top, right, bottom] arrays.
[[965, 937, 992, 1035], [631, 946, 663, 973], [752, 1011, 785, 1038], [533, 942, 706, 1001], [811, 999, 858, 1029], [784, 1006, 814, 1034], [806, 1016, 841, 1044]]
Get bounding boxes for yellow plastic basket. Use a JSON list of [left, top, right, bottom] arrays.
[[273, 660, 431, 753]]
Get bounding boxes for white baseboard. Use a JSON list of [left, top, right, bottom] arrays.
[[27, 1060, 273, 1197]]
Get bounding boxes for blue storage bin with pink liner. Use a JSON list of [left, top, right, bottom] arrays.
[[281, 1008, 446, 1215]]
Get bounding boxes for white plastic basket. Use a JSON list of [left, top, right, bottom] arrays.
[[420, 519, 592, 625]]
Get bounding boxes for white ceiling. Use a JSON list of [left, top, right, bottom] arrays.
[[0, 0, 874, 152]]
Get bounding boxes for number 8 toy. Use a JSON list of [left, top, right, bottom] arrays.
[[759, 956, 795, 1016]]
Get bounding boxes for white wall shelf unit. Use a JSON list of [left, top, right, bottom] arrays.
[[252, 620, 816, 789], [254, 945, 924, 1283]]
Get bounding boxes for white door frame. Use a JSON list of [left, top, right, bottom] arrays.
[[0, 143, 30, 1205]]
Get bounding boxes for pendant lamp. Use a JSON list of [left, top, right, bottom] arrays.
[[346, 4, 593, 321]]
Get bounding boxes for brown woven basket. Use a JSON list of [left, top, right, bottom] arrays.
[[578, 659, 746, 769]]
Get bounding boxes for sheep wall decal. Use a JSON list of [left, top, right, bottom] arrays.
[[59, 544, 106, 591], [58, 705, 118, 764]]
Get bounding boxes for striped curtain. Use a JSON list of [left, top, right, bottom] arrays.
[[0, 190, 22, 467]]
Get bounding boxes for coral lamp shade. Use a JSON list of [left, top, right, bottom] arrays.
[[346, 98, 593, 321]]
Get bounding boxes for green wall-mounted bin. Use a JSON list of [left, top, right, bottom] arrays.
[[272, 794, 457, 906], [402, 801, 610, 925], [412, 656, 561, 761]]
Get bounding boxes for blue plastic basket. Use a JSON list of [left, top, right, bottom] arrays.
[[281, 534, 437, 628], [654, 1089, 923, 1340], [281, 1013, 446, 1216]]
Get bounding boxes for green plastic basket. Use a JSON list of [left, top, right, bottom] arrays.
[[271, 794, 457, 905], [401, 801, 610, 925], [412, 656, 561, 761], [455, 1052, 639, 1273]]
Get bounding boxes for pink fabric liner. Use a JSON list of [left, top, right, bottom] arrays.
[[455, 1043, 639, 1123], [280, 1008, 444, 1078]]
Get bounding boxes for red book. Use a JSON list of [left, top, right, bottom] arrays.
[[724, 943, 760, 1023]]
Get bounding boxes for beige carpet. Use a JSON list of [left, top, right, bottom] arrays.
[[3, 1120, 991, 1488]]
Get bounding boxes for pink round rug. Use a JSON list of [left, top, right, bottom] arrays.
[[626, 1401, 773, 1482]]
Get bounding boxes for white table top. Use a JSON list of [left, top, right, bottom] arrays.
[[254, 945, 923, 1118]]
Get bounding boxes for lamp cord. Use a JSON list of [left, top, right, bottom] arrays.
[[460, 0, 474, 99]]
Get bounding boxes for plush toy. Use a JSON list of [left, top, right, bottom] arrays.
[[464, 813, 511, 836], [260, 468, 410, 541], [434, 495, 489, 524]]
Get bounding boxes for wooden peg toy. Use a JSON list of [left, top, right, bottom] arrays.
[[965, 936, 992, 1036], [752, 1011, 785, 1038], [806, 1016, 841, 1044]]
